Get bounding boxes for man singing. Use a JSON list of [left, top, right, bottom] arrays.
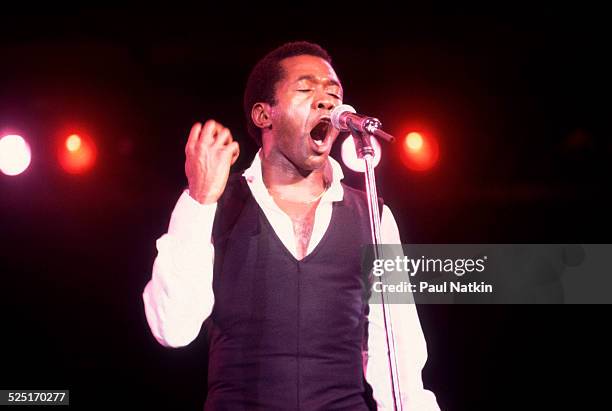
[[143, 41, 439, 410]]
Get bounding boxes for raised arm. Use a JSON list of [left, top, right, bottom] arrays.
[[142, 120, 239, 347]]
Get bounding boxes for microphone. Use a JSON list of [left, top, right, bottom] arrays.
[[330, 104, 395, 142]]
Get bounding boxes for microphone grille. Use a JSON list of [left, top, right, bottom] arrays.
[[331, 104, 356, 130]]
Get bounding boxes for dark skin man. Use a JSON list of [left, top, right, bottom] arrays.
[[185, 54, 343, 259]]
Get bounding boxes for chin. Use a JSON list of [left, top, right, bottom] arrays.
[[304, 152, 329, 170]]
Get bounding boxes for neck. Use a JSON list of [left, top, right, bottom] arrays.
[[260, 150, 330, 198]]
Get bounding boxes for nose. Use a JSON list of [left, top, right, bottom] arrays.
[[314, 94, 336, 112]]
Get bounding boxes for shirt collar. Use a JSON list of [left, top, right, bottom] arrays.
[[242, 149, 345, 202]]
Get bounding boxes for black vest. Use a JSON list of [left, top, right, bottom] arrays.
[[204, 174, 379, 411]]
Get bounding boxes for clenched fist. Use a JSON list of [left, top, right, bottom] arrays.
[[185, 120, 240, 205]]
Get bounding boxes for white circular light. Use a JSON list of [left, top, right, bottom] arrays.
[[340, 134, 382, 173], [0, 134, 32, 176]]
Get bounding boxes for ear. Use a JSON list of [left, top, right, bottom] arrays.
[[251, 102, 272, 130]]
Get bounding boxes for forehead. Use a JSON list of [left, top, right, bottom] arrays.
[[279, 55, 341, 86]]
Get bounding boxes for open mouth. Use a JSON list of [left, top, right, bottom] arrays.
[[310, 118, 331, 146]]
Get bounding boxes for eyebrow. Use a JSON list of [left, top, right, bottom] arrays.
[[294, 75, 342, 89]]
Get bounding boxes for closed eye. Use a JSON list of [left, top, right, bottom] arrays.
[[297, 90, 341, 100]]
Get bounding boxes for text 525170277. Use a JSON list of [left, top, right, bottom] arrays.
[[0, 390, 69, 405]]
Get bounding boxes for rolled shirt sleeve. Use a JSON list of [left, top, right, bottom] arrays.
[[142, 190, 217, 348]]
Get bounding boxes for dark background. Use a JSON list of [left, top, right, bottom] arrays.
[[1, 5, 610, 410]]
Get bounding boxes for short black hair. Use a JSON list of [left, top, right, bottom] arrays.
[[243, 41, 332, 146]]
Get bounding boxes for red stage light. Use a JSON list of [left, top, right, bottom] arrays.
[[65, 134, 82, 152], [0, 134, 32, 176], [406, 132, 424, 152], [400, 131, 439, 171], [58, 134, 96, 174]]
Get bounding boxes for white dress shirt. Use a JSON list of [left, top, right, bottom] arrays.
[[143, 151, 440, 410]]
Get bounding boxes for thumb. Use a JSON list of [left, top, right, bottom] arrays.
[[227, 142, 240, 165]]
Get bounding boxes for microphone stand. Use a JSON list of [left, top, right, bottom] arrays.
[[349, 124, 403, 411]]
